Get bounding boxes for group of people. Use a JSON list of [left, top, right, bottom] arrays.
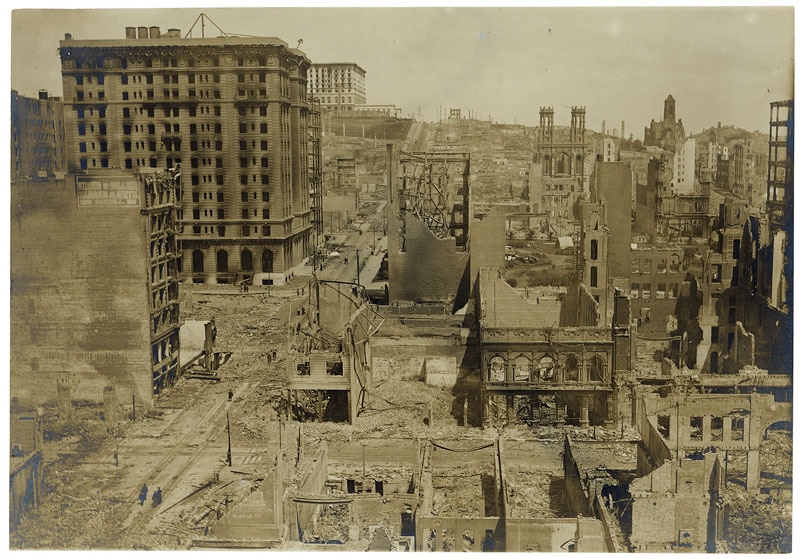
[[138, 484, 163, 508]]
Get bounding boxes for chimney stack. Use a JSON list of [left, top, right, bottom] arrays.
[[137, 26, 149, 39]]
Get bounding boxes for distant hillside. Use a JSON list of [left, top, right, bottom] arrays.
[[692, 126, 768, 153], [327, 116, 414, 141]]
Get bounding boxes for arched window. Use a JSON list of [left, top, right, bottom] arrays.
[[669, 253, 681, 273], [192, 250, 204, 273], [537, 356, 555, 381], [216, 250, 228, 273], [564, 354, 580, 382], [262, 249, 274, 273], [657, 257, 667, 274], [588, 355, 606, 382], [241, 249, 253, 271], [557, 153, 570, 175], [513, 356, 530, 382], [489, 356, 507, 382]]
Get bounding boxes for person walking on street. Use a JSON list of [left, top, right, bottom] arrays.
[[152, 487, 163, 508], [228, 389, 233, 402], [139, 484, 148, 506]]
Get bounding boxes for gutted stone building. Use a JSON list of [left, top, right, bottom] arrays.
[[476, 268, 632, 427], [11, 89, 67, 181]]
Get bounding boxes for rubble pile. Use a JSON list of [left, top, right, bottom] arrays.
[[723, 490, 792, 553], [505, 471, 566, 517], [306, 503, 350, 543], [431, 465, 491, 517]]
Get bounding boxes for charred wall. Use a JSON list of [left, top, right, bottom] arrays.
[[11, 176, 155, 408]]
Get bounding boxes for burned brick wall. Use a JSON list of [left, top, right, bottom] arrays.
[[389, 213, 470, 308], [561, 282, 600, 327], [591, 162, 632, 285], [469, 210, 506, 290], [11, 177, 154, 408]]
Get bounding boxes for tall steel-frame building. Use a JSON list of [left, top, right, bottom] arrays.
[[58, 25, 319, 285]]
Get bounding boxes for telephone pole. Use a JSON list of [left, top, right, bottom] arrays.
[[226, 411, 232, 467]]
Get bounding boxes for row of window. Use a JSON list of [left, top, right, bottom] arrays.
[[186, 174, 271, 186], [189, 224, 271, 238], [486, 354, 608, 384], [80, 104, 239, 120], [189, 208, 271, 219], [632, 255, 682, 274], [630, 282, 681, 299], [318, 96, 355, 104], [192, 248, 274, 274], [184, 191, 270, 203], [68, 54, 298, 71], [544, 183, 575, 192]]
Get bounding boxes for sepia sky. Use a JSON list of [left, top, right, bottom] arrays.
[[8, 4, 795, 136]]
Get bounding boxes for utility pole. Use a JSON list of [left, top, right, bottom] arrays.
[[355, 249, 360, 286], [226, 411, 232, 467], [361, 442, 366, 478]]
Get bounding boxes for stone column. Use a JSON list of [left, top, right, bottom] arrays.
[[579, 396, 590, 427], [722, 416, 731, 442], [604, 393, 615, 427], [746, 449, 760, 492], [702, 415, 712, 444]]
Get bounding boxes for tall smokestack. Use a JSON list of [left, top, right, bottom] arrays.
[[386, 144, 394, 204]]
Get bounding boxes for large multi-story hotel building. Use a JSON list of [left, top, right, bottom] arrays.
[[58, 26, 317, 284], [308, 62, 367, 115]]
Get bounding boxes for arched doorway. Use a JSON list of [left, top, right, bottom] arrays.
[[262, 249, 274, 273], [241, 249, 253, 271], [216, 250, 228, 273], [192, 250, 204, 273]]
